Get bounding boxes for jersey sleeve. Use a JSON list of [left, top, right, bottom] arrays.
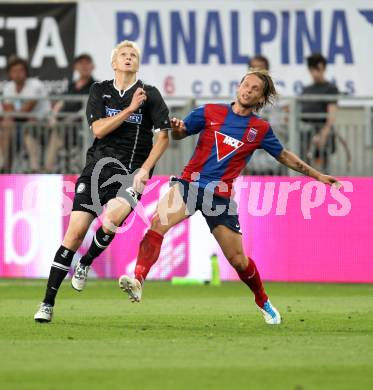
[[328, 84, 339, 95], [147, 86, 171, 130], [86, 82, 104, 126], [327, 84, 339, 105], [260, 126, 284, 158], [183, 105, 205, 135]]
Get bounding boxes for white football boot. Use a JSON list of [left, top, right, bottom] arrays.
[[119, 275, 142, 303], [34, 303, 53, 323], [71, 261, 90, 291], [258, 300, 281, 325]]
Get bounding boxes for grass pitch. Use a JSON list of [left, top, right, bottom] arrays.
[[0, 280, 372, 390]]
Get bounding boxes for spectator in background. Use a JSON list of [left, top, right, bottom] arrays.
[[250, 55, 270, 72], [1, 57, 50, 172], [46, 54, 96, 172], [243, 55, 283, 175], [301, 53, 339, 169]]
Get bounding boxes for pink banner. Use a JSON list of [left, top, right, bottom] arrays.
[[62, 175, 189, 279], [217, 177, 373, 282], [0, 175, 63, 277], [0, 175, 188, 279], [0, 175, 372, 283]]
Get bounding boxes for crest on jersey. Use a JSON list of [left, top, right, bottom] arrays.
[[215, 131, 244, 162], [247, 128, 258, 142]]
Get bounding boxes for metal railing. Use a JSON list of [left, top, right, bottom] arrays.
[[1, 94, 372, 176], [0, 95, 91, 173], [286, 95, 373, 176]]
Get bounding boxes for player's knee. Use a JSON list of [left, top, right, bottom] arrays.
[[103, 217, 121, 234], [104, 199, 130, 231], [102, 223, 117, 235], [150, 214, 169, 235], [64, 229, 86, 248], [228, 252, 247, 272]]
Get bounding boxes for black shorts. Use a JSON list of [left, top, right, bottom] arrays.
[[72, 163, 142, 217], [170, 177, 241, 234]]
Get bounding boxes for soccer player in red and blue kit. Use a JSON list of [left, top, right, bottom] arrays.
[[119, 69, 340, 325]]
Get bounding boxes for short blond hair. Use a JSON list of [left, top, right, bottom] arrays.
[[111, 40, 141, 63]]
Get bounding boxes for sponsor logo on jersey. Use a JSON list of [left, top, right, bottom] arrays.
[[104, 106, 142, 124], [247, 128, 258, 142], [125, 113, 143, 124], [105, 106, 121, 117], [215, 131, 244, 162]]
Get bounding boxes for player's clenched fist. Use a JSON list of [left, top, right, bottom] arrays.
[[129, 88, 147, 112], [133, 167, 149, 194]]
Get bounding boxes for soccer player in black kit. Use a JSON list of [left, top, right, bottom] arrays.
[[34, 40, 171, 322]]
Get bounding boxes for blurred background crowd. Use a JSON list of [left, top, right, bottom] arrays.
[[0, 51, 370, 176]]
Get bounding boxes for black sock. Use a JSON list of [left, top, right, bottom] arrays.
[[43, 246, 75, 306], [80, 226, 115, 267]]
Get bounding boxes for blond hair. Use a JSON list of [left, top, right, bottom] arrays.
[[111, 40, 141, 63], [240, 69, 278, 111]]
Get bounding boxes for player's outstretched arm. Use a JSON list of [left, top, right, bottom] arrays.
[[171, 117, 188, 140], [276, 149, 341, 187], [92, 88, 146, 139]]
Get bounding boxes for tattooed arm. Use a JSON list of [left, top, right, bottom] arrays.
[[276, 149, 340, 186]]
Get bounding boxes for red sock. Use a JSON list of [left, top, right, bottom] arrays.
[[135, 229, 164, 284], [237, 257, 268, 308]]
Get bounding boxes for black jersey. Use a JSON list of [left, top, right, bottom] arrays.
[[301, 82, 339, 125], [85, 79, 170, 170]]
